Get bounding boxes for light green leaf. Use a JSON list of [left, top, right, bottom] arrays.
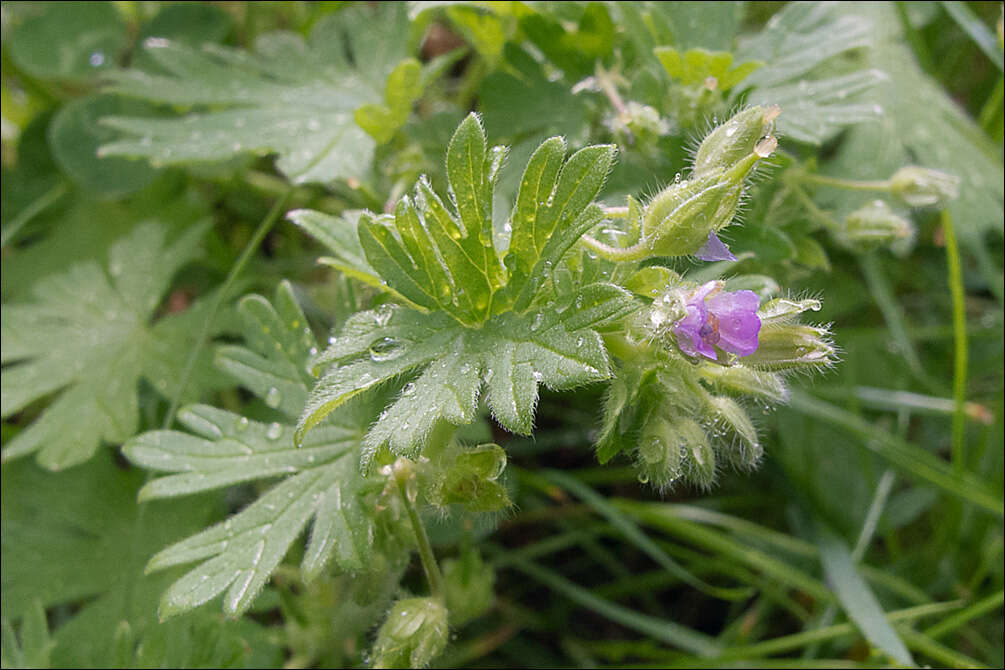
[[739, 2, 883, 144], [49, 94, 163, 197], [214, 281, 316, 418], [302, 307, 609, 463], [125, 405, 358, 500], [1, 220, 210, 469], [815, 523, 915, 666], [355, 58, 423, 144], [123, 285, 407, 618], [98, 4, 410, 184], [150, 457, 376, 619], [655, 47, 762, 90]]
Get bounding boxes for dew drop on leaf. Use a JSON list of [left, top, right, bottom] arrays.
[[265, 387, 282, 408], [370, 337, 404, 362]]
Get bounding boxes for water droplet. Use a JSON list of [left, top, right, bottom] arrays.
[[401, 382, 416, 397], [370, 337, 404, 362], [89, 51, 105, 67], [373, 303, 394, 327], [265, 387, 282, 408], [266, 422, 282, 440], [235, 416, 250, 432]]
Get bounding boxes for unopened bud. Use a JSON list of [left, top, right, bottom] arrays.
[[758, 297, 822, 324], [636, 415, 685, 488], [640, 107, 777, 258], [693, 105, 779, 177], [889, 166, 959, 208], [372, 597, 449, 669], [641, 155, 756, 256], [744, 323, 835, 371], [838, 200, 914, 251], [699, 365, 790, 405], [706, 396, 761, 469]]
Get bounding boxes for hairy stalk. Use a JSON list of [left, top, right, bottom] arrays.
[[397, 473, 444, 600]]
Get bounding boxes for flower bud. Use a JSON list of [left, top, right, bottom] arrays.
[[706, 395, 762, 469], [837, 200, 914, 251], [699, 364, 789, 405], [640, 108, 776, 258], [372, 597, 449, 669], [693, 105, 780, 177], [743, 323, 835, 371], [758, 297, 822, 324], [889, 166, 959, 208], [636, 415, 685, 488]]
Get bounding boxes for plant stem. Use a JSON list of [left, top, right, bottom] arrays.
[[162, 186, 293, 429], [397, 473, 444, 600], [941, 209, 968, 473], [1, 181, 69, 247], [795, 172, 893, 193]]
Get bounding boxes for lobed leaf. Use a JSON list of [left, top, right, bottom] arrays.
[[98, 4, 410, 184]]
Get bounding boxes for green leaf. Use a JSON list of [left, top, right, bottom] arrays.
[[7, 1, 127, 82], [739, 3, 884, 144], [1, 220, 213, 469], [49, 94, 163, 197], [287, 209, 386, 289], [814, 523, 915, 666], [300, 307, 610, 464], [506, 140, 616, 310], [298, 117, 621, 459], [655, 47, 762, 90], [98, 3, 410, 184], [123, 284, 409, 618], [355, 58, 423, 144], [215, 281, 317, 418], [1, 451, 278, 667]]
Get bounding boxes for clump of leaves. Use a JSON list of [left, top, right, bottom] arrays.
[[293, 114, 626, 465]]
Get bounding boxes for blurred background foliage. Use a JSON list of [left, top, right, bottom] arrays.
[[1, 1, 1003, 668]]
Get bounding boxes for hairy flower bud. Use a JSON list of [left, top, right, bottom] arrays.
[[699, 364, 790, 405], [706, 395, 761, 469], [636, 415, 685, 487], [372, 597, 449, 669], [838, 200, 914, 251], [693, 105, 780, 177], [640, 107, 776, 257], [889, 166, 960, 208], [743, 323, 835, 371]]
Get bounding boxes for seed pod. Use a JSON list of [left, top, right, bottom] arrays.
[[699, 364, 790, 405], [889, 166, 960, 208]]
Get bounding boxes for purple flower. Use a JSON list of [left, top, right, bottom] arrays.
[[673, 281, 761, 361], [696, 232, 737, 262]]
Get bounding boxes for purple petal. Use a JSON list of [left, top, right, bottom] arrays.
[[707, 290, 761, 356], [696, 232, 737, 262], [673, 301, 711, 359]]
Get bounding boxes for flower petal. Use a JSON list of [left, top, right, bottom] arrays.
[[696, 232, 737, 262]]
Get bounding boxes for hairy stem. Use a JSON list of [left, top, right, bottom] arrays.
[[397, 472, 444, 600]]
